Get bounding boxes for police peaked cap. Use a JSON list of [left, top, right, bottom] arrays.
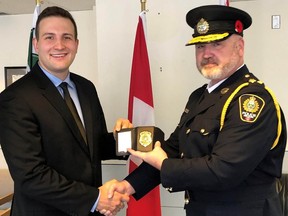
[[186, 5, 252, 46]]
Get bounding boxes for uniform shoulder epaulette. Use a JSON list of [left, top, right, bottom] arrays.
[[219, 78, 282, 150]]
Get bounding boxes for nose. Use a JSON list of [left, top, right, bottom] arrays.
[[202, 46, 213, 58], [54, 39, 65, 49]]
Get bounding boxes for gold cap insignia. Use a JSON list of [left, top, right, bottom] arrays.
[[239, 94, 265, 123], [139, 131, 152, 147], [197, 18, 209, 35]]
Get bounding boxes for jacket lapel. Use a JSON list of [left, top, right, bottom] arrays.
[[72, 78, 94, 159], [31, 65, 90, 156], [183, 85, 217, 122]]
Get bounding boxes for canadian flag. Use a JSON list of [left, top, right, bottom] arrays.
[[219, 0, 230, 6], [126, 11, 162, 216]]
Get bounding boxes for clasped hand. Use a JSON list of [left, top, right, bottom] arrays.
[[99, 119, 167, 216], [97, 179, 129, 216]]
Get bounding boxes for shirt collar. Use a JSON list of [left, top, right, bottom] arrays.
[[207, 64, 244, 93], [39, 64, 74, 88]]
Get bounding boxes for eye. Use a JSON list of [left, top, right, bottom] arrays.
[[196, 44, 205, 49], [64, 36, 72, 40], [44, 35, 54, 40], [213, 42, 221, 47], [63, 34, 74, 40]]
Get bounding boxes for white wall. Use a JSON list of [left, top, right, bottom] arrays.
[[96, 0, 216, 133], [0, 9, 97, 91], [0, 0, 288, 215], [233, 0, 288, 117], [95, 0, 288, 140]]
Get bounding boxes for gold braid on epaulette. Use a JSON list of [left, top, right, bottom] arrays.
[[264, 86, 282, 149], [219, 82, 249, 131], [219, 79, 282, 150]]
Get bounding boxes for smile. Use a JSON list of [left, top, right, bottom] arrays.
[[51, 53, 67, 58]]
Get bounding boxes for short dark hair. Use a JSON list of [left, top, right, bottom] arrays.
[[35, 6, 78, 40]]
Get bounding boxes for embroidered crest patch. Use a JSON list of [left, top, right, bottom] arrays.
[[239, 94, 265, 123]]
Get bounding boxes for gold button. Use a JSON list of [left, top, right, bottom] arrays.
[[200, 129, 205, 133], [185, 198, 189, 205], [186, 129, 190, 134], [221, 88, 229, 94], [181, 153, 184, 158]]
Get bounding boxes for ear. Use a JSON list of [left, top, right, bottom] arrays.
[[236, 37, 245, 57], [32, 37, 39, 54], [75, 39, 79, 53]]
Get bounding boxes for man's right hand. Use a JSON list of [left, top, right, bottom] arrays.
[[97, 179, 130, 216], [107, 180, 135, 199]]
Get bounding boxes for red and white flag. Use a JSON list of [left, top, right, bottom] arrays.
[[126, 11, 162, 216], [219, 0, 229, 6]]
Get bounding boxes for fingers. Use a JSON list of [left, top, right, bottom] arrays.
[[100, 201, 125, 216], [107, 180, 134, 200], [99, 209, 110, 216], [154, 141, 161, 148], [127, 141, 167, 170], [97, 180, 130, 215], [114, 118, 133, 133], [127, 148, 145, 160], [99, 193, 127, 216], [100, 199, 126, 216], [107, 180, 125, 199], [103, 179, 117, 188], [119, 192, 130, 203]]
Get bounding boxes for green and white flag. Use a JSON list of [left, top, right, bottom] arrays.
[[27, 2, 41, 72]]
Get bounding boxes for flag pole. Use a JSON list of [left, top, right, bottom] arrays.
[[140, 0, 146, 12]]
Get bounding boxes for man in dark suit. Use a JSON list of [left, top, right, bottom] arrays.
[[0, 6, 130, 216], [111, 5, 287, 216]]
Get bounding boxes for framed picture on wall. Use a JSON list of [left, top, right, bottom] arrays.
[[4, 66, 26, 88]]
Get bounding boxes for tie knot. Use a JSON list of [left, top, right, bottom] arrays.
[[60, 82, 68, 90], [60, 82, 70, 97]]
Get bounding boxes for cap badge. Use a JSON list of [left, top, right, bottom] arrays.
[[239, 94, 265, 123], [235, 20, 243, 34], [197, 18, 209, 35], [139, 131, 152, 147]]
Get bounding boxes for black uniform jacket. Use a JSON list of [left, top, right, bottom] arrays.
[[125, 65, 287, 216], [0, 63, 121, 216]]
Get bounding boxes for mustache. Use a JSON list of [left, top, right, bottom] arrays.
[[201, 58, 218, 66]]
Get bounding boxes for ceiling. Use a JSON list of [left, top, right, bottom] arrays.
[[0, 0, 95, 15]]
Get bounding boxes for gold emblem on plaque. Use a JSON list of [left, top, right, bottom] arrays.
[[197, 18, 209, 34], [139, 131, 152, 147]]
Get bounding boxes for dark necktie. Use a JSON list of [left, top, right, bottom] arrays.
[[60, 82, 87, 144]]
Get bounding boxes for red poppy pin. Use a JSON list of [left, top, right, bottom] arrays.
[[235, 20, 243, 33]]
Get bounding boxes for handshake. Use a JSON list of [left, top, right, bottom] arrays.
[[96, 119, 168, 215], [97, 179, 134, 216]]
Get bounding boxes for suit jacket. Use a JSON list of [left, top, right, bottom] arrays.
[[125, 65, 287, 216], [0, 63, 121, 216]]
